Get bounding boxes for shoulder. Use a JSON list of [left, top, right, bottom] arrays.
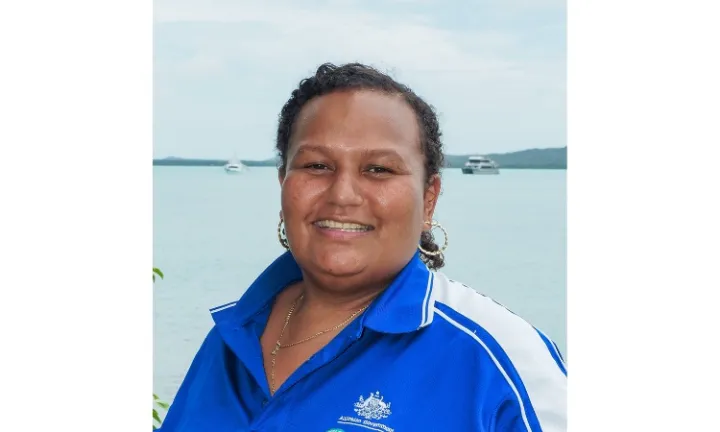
[[429, 272, 567, 431], [431, 272, 565, 371]]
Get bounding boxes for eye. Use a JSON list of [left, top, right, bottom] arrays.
[[367, 165, 393, 174], [305, 163, 329, 171]]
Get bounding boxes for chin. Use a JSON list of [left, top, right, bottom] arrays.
[[311, 248, 370, 277]]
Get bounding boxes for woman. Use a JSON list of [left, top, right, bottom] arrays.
[[159, 63, 566, 431]]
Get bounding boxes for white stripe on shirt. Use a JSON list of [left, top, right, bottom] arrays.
[[433, 272, 567, 432], [434, 307, 533, 431]]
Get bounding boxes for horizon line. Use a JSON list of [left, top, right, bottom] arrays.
[[153, 146, 567, 161]]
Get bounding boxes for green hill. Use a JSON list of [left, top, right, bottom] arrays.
[[154, 147, 566, 169], [444, 147, 567, 169]]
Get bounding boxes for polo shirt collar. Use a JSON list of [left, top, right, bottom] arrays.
[[362, 251, 436, 333], [210, 250, 436, 334]]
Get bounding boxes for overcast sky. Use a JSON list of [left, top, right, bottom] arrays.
[[153, 0, 565, 160]]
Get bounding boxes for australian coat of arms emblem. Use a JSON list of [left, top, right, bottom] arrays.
[[353, 391, 392, 420]]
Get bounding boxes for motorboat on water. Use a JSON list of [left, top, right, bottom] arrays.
[[223, 156, 247, 174], [461, 156, 500, 175]]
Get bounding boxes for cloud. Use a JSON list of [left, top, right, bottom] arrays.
[[155, 2, 520, 75], [152, 0, 565, 158]]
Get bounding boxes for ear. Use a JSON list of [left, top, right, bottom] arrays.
[[278, 171, 285, 221], [422, 174, 441, 227]]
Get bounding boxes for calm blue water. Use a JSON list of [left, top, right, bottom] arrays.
[[153, 166, 566, 401]]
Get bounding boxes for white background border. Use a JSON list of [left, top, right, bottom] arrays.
[[1, 0, 719, 430]]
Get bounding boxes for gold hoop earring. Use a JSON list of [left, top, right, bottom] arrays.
[[418, 220, 448, 257], [277, 219, 290, 250]]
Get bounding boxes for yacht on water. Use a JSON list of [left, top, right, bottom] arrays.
[[223, 156, 247, 174], [461, 156, 500, 175]]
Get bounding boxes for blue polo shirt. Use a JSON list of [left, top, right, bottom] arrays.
[[159, 251, 567, 431]]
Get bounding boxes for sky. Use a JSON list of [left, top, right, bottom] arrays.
[[153, 0, 566, 160]]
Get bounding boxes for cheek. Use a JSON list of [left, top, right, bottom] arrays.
[[373, 182, 425, 231], [281, 174, 323, 219]]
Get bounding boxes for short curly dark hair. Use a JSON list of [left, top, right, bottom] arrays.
[[275, 62, 445, 270]]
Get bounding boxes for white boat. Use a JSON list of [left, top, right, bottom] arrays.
[[223, 156, 247, 174], [461, 156, 499, 175]]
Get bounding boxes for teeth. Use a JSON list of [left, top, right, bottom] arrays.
[[315, 220, 372, 231]]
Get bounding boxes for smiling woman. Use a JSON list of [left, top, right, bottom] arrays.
[[158, 63, 566, 432], [279, 88, 440, 284]]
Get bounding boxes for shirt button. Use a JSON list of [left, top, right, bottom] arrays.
[[261, 399, 268, 407]]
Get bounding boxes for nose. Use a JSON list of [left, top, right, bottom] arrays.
[[327, 169, 364, 207]]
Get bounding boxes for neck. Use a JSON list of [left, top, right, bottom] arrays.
[[291, 272, 391, 325], [303, 279, 384, 313]]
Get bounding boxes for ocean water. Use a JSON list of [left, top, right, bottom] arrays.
[[153, 166, 567, 401]]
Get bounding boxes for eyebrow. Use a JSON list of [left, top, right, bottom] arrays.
[[293, 144, 331, 156], [294, 144, 403, 160], [360, 148, 404, 159]]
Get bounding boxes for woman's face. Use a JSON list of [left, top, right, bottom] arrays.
[[280, 90, 440, 288]]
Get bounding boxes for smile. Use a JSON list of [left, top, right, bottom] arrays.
[[313, 220, 374, 232]]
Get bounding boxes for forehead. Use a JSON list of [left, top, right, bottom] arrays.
[[289, 90, 422, 156]]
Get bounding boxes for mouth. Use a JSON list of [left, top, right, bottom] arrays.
[[313, 220, 375, 232]]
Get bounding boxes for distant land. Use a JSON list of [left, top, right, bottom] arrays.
[[153, 146, 567, 169]]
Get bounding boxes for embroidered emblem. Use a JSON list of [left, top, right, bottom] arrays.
[[354, 391, 392, 420], [337, 391, 394, 432]]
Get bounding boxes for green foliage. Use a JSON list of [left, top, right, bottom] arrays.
[[153, 267, 164, 282], [153, 393, 169, 430], [153, 268, 169, 430]]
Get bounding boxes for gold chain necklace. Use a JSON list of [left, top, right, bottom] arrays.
[[269, 293, 369, 394]]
